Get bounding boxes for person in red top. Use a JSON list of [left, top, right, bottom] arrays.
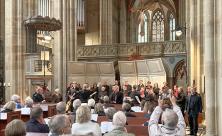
[[174, 85, 179, 98]]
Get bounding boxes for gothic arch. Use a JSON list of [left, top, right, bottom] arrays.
[[173, 59, 187, 88]]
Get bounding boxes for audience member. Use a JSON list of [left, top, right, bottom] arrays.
[[122, 103, 136, 117], [1, 101, 16, 113], [72, 99, 81, 115], [26, 107, 49, 133], [48, 115, 71, 136], [24, 96, 34, 108], [148, 96, 186, 136], [94, 103, 105, 116], [56, 102, 66, 114], [11, 94, 22, 109], [88, 98, 96, 110], [101, 107, 117, 133], [104, 111, 134, 136], [103, 96, 113, 109], [5, 119, 26, 136], [72, 106, 102, 136]]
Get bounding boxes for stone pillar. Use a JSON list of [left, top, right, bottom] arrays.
[[216, 0, 222, 135], [203, 0, 217, 135], [52, 0, 63, 92], [119, 0, 126, 43], [5, 0, 26, 101], [100, 0, 112, 44]]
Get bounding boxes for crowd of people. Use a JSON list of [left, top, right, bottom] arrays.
[[1, 80, 203, 136]]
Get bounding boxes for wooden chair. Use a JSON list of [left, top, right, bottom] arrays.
[[126, 125, 148, 136], [47, 104, 56, 117], [132, 112, 146, 117]]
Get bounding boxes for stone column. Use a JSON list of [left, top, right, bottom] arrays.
[[203, 0, 217, 135], [119, 0, 126, 43], [216, 0, 222, 135], [100, 0, 112, 44], [5, 0, 26, 101]]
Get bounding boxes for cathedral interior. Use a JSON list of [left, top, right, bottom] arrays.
[[0, 0, 221, 135]]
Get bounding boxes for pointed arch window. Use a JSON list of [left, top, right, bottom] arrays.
[[138, 13, 148, 43], [169, 13, 176, 41], [152, 10, 164, 42]]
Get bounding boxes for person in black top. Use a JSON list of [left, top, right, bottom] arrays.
[[185, 87, 202, 136], [129, 85, 141, 104], [110, 85, 123, 104], [26, 107, 49, 133], [176, 87, 186, 116], [80, 83, 91, 103], [32, 86, 44, 103]]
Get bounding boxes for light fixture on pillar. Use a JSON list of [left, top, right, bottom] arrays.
[[44, 31, 53, 41], [174, 26, 187, 37]]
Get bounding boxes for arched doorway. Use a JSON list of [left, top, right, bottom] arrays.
[[173, 59, 187, 88]]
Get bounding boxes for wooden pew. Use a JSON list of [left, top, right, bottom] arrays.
[[126, 125, 148, 136], [97, 116, 108, 124], [127, 117, 148, 125], [132, 112, 146, 117], [0, 111, 21, 136]]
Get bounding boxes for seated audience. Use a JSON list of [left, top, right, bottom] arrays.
[[32, 86, 45, 103], [1, 101, 16, 113], [143, 101, 156, 126], [56, 102, 66, 114], [72, 106, 102, 136], [26, 107, 49, 133], [51, 88, 63, 103], [101, 107, 117, 133], [148, 96, 186, 136], [104, 111, 134, 136], [129, 85, 141, 104], [24, 96, 34, 108], [5, 119, 26, 136], [88, 98, 96, 111], [48, 115, 71, 136], [72, 99, 81, 115], [122, 103, 136, 117], [94, 103, 105, 116], [103, 96, 113, 109], [11, 94, 22, 109]]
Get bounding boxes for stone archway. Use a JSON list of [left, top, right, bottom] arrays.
[[173, 59, 187, 88]]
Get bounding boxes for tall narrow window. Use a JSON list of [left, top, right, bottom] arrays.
[[152, 10, 164, 42], [138, 13, 148, 43], [169, 14, 176, 41]]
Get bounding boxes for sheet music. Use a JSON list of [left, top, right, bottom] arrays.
[[135, 96, 141, 104], [131, 106, 142, 112], [100, 121, 113, 134], [91, 114, 98, 122], [0, 113, 7, 120], [40, 105, 48, 111], [21, 108, 31, 115]]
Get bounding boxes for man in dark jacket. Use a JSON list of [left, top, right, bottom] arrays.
[[110, 85, 123, 104], [26, 107, 49, 133], [185, 87, 202, 136]]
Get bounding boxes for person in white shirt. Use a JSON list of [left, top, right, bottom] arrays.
[[72, 105, 102, 136], [148, 96, 186, 136]]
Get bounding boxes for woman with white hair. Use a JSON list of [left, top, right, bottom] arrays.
[[11, 94, 22, 109], [24, 96, 34, 108], [104, 111, 134, 136], [71, 106, 102, 136]]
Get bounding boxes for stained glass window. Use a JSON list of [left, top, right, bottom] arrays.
[[152, 10, 164, 42]]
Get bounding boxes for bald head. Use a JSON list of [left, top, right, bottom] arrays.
[[56, 102, 66, 114]]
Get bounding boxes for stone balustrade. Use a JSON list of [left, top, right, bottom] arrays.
[[77, 40, 186, 60]]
